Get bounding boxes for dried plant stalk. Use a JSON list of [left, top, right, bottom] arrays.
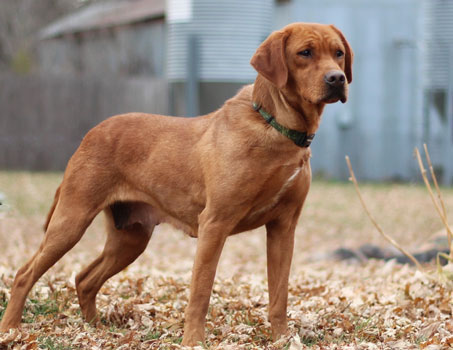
[[437, 252, 453, 282], [345, 156, 423, 271], [422, 144, 452, 253], [414, 148, 453, 245], [423, 144, 448, 216]]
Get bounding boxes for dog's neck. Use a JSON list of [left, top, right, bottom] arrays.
[[252, 75, 324, 135]]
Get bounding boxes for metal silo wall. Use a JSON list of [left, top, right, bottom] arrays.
[[274, 0, 422, 181], [167, 0, 273, 82], [422, 0, 453, 185], [423, 0, 453, 90]]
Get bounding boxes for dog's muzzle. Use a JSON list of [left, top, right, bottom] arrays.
[[323, 70, 347, 103]]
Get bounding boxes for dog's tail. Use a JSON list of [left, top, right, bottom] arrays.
[[43, 185, 61, 233]]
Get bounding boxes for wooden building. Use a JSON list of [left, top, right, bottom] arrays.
[[38, 0, 166, 78]]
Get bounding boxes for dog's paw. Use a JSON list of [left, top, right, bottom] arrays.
[[181, 329, 205, 348]]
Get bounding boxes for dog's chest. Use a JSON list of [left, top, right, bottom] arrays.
[[248, 159, 310, 220], [262, 166, 301, 209]]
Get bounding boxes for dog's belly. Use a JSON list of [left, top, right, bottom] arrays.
[[112, 164, 309, 238], [109, 199, 200, 237]]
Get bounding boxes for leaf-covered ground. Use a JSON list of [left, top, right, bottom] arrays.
[[1, 172, 453, 349]]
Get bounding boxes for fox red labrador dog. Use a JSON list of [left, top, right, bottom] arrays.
[[0, 22, 352, 346]]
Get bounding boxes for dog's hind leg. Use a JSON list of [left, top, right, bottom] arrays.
[[0, 192, 98, 332], [75, 202, 154, 324]]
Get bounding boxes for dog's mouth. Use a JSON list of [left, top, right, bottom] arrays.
[[321, 87, 347, 104]]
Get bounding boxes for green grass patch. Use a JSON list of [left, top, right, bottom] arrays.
[[0, 292, 7, 320], [37, 336, 71, 350], [142, 330, 161, 341], [0, 171, 62, 216], [23, 298, 60, 323]]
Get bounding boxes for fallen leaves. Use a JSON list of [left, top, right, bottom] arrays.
[[1, 260, 453, 349], [2, 174, 453, 348]]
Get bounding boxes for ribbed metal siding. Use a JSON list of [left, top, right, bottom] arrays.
[[423, 0, 453, 89], [167, 0, 273, 82]]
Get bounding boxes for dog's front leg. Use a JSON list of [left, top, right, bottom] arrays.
[[182, 220, 228, 347], [265, 211, 300, 340]]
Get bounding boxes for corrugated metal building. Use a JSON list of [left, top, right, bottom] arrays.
[[35, 0, 453, 182], [422, 0, 453, 184], [167, 0, 271, 82], [167, 0, 272, 116], [274, 0, 453, 184], [275, 0, 429, 183]]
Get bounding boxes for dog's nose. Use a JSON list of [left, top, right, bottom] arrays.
[[324, 71, 346, 88]]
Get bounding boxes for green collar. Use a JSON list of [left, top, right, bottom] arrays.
[[252, 103, 315, 148]]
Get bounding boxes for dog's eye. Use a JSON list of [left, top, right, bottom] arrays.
[[336, 50, 344, 58], [298, 49, 312, 57]]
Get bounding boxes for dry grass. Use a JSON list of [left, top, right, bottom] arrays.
[[1, 171, 453, 349]]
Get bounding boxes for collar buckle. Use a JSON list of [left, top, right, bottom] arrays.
[[294, 133, 315, 148], [253, 102, 315, 148]]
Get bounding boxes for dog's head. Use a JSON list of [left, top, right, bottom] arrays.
[[251, 23, 353, 105]]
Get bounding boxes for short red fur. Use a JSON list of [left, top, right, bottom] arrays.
[[0, 22, 353, 346]]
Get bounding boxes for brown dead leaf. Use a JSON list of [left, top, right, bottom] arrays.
[[438, 300, 451, 315], [420, 335, 441, 349], [393, 306, 403, 316], [446, 321, 453, 333], [340, 316, 354, 333], [445, 337, 453, 346], [118, 331, 136, 346], [404, 283, 412, 300], [419, 322, 441, 340]]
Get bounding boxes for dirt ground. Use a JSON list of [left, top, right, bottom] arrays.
[[1, 172, 453, 349]]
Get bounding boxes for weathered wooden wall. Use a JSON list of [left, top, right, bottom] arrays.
[[0, 73, 168, 170], [37, 20, 166, 78]]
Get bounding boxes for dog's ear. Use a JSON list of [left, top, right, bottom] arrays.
[[330, 25, 353, 83], [250, 30, 289, 89]]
